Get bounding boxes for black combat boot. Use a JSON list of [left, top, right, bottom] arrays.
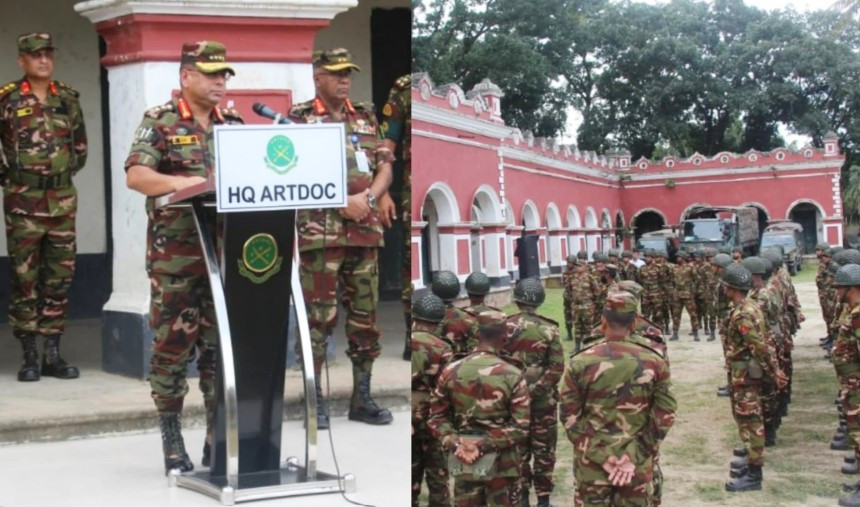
[[764, 423, 776, 447], [402, 314, 411, 361], [670, 330, 679, 341], [730, 456, 748, 478], [17, 333, 40, 381], [693, 330, 700, 342], [847, 456, 858, 464], [348, 361, 393, 425], [521, 488, 530, 506], [833, 436, 853, 451], [316, 383, 330, 429], [725, 463, 762, 492], [41, 335, 79, 379], [717, 385, 730, 397], [565, 324, 573, 341], [536, 494, 554, 507], [844, 480, 860, 493], [844, 459, 860, 475], [840, 484, 860, 506], [733, 446, 748, 458], [160, 413, 193, 474], [708, 328, 716, 341]]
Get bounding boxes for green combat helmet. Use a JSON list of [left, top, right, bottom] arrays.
[[760, 249, 783, 270], [712, 253, 732, 268], [760, 257, 774, 277], [567, 254, 578, 266], [817, 241, 832, 252], [593, 252, 607, 263], [577, 250, 588, 261], [829, 246, 845, 257], [465, 272, 491, 296], [608, 249, 619, 259], [413, 294, 447, 323], [741, 256, 766, 275], [513, 277, 545, 307], [622, 250, 632, 259], [431, 270, 461, 302], [834, 264, 860, 287], [721, 263, 753, 291], [829, 261, 842, 276], [842, 249, 860, 266]]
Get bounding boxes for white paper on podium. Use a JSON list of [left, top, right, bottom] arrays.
[[214, 123, 348, 213]]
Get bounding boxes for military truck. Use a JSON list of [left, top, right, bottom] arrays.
[[760, 221, 804, 274], [680, 205, 759, 256], [637, 229, 681, 262]]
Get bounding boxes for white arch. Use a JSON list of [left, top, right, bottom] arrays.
[[785, 198, 826, 220], [615, 209, 626, 227], [522, 200, 541, 230], [422, 182, 461, 224], [472, 184, 504, 224], [632, 207, 668, 225], [504, 199, 515, 226], [679, 202, 711, 223], [566, 205, 582, 228], [546, 203, 562, 230], [600, 208, 612, 229], [585, 207, 598, 228]]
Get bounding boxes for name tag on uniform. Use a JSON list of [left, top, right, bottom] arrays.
[[352, 120, 376, 136], [16, 107, 33, 117], [355, 151, 370, 173], [167, 135, 199, 146]]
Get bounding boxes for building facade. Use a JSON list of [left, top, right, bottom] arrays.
[[412, 73, 845, 294]]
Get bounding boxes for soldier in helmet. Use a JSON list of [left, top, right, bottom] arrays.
[[833, 264, 860, 506], [640, 249, 666, 332], [570, 255, 600, 352], [428, 309, 531, 506], [562, 255, 577, 341], [560, 291, 676, 506], [721, 264, 786, 492], [670, 251, 699, 341], [656, 251, 673, 334], [732, 247, 743, 263], [620, 250, 636, 282], [411, 294, 453, 507], [592, 263, 619, 327], [463, 271, 503, 352], [712, 253, 734, 397], [504, 278, 564, 507], [432, 270, 478, 355]]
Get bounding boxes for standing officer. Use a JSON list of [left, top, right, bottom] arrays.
[[411, 294, 453, 507], [432, 270, 478, 354], [428, 309, 531, 506], [463, 271, 502, 353], [378, 74, 411, 361], [288, 49, 394, 426], [670, 252, 698, 341], [570, 256, 600, 352], [1, 33, 87, 381], [640, 250, 665, 331], [560, 292, 676, 506], [833, 265, 860, 507], [125, 41, 241, 472], [504, 278, 564, 507], [562, 255, 576, 341]]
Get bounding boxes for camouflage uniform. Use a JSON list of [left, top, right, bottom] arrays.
[[504, 309, 564, 500], [570, 266, 600, 350], [559, 294, 676, 507], [412, 328, 453, 507], [125, 89, 242, 415], [837, 301, 860, 469], [748, 285, 782, 436], [442, 305, 479, 354], [0, 34, 87, 345], [670, 259, 698, 334], [427, 346, 531, 506], [562, 262, 575, 338], [640, 259, 666, 330], [699, 262, 719, 332], [380, 74, 411, 329], [289, 51, 395, 380]]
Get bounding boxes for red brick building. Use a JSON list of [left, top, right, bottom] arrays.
[[412, 73, 845, 292]]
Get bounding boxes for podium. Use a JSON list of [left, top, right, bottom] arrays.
[[157, 123, 352, 505]]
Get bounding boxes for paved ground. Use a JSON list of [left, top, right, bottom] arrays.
[[0, 301, 410, 443], [0, 411, 410, 507]]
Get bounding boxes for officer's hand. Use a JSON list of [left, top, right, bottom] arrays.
[[173, 175, 207, 192], [775, 371, 789, 390], [340, 189, 371, 222], [377, 192, 397, 228]]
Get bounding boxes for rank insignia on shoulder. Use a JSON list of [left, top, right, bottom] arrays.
[[167, 135, 199, 146], [16, 107, 33, 117]]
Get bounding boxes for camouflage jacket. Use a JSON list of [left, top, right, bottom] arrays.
[[125, 96, 242, 275], [503, 310, 564, 398], [412, 330, 453, 431], [462, 303, 502, 352], [559, 337, 676, 481], [724, 296, 778, 385], [427, 347, 531, 478], [569, 270, 600, 309], [639, 263, 661, 293], [833, 302, 860, 382], [749, 286, 783, 362], [672, 263, 697, 299], [696, 263, 718, 298], [289, 97, 393, 251], [380, 74, 410, 165], [562, 268, 575, 305], [0, 78, 87, 217], [817, 261, 829, 293], [441, 305, 478, 355]]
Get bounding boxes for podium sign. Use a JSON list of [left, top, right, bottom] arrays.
[[214, 123, 348, 213]]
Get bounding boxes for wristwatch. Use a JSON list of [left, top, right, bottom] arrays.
[[367, 192, 377, 209]]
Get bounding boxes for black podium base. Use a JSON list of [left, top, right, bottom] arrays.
[[170, 458, 353, 505]]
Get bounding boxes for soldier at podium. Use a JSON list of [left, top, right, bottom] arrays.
[[124, 41, 243, 474], [288, 48, 394, 429]]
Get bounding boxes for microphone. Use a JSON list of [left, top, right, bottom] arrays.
[[252, 102, 291, 124]]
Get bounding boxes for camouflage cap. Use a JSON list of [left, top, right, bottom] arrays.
[[616, 280, 644, 299], [604, 291, 638, 316], [312, 48, 361, 72], [18, 33, 54, 54], [181, 41, 235, 75], [475, 309, 508, 339]]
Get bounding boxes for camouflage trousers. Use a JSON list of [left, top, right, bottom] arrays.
[[761, 379, 779, 426], [670, 296, 698, 332], [520, 397, 558, 496], [841, 378, 860, 461], [572, 306, 593, 350], [454, 476, 518, 506], [563, 296, 573, 328], [6, 213, 76, 336], [652, 452, 663, 506], [148, 272, 217, 415], [730, 381, 764, 466], [299, 247, 381, 374], [642, 291, 666, 330], [412, 429, 450, 506], [402, 168, 412, 321], [574, 475, 653, 506]]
